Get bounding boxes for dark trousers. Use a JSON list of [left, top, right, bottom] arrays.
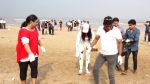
[[42, 29, 45, 35], [124, 50, 138, 71], [148, 32, 150, 42], [144, 32, 149, 42], [4, 23, 6, 29], [18, 58, 38, 80], [0, 23, 2, 29], [49, 28, 54, 35], [93, 53, 117, 84]]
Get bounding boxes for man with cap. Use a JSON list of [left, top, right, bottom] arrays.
[[91, 16, 123, 84], [76, 21, 95, 75]]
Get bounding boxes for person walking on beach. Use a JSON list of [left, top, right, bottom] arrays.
[[16, 14, 46, 84], [148, 21, 150, 44], [66, 21, 73, 31], [76, 21, 95, 75], [113, 17, 125, 39], [0, 19, 6, 29], [91, 16, 123, 84], [113, 17, 125, 71], [49, 21, 54, 35], [3, 19, 6, 29], [41, 21, 45, 35], [53, 20, 57, 30], [45, 21, 49, 34], [59, 20, 63, 31], [144, 21, 150, 42], [37, 21, 41, 31], [122, 19, 140, 75], [0, 19, 2, 29]]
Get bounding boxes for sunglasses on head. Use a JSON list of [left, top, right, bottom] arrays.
[[104, 18, 112, 21]]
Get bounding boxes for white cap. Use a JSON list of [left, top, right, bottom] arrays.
[[82, 23, 90, 33]]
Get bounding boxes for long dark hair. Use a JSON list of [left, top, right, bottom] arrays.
[[81, 28, 92, 41], [20, 14, 38, 28], [21, 21, 27, 28]]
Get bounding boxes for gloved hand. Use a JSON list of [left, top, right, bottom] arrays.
[[125, 39, 130, 43], [29, 53, 35, 62], [130, 39, 134, 44], [75, 52, 79, 57], [81, 44, 86, 50], [87, 46, 92, 52], [41, 46, 46, 53], [118, 55, 123, 65]]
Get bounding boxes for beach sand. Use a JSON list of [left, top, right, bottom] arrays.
[[0, 24, 150, 84]]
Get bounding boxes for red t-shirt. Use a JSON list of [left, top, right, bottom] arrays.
[[16, 28, 39, 62]]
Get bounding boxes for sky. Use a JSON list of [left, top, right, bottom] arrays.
[[0, 0, 149, 21]]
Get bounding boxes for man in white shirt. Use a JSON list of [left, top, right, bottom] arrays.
[[113, 17, 125, 39], [91, 16, 123, 84], [3, 20, 6, 29], [113, 17, 125, 71]]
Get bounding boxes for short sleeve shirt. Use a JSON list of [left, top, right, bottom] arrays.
[[16, 27, 39, 62], [96, 26, 122, 55]]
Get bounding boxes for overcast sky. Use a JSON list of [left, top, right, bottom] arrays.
[[0, 0, 149, 21]]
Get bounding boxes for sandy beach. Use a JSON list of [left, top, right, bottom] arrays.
[[0, 24, 150, 84]]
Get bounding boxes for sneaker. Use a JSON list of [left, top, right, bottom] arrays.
[[116, 63, 122, 71], [78, 70, 83, 75], [121, 70, 127, 75], [86, 70, 91, 75], [86, 70, 90, 73], [133, 70, 137, 74]]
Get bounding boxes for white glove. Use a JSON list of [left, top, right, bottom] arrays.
[[125, 39, 130, 43], [118, 55, 123, 65], [81, 44, 86, 50], [41, 46, 46, 53], [87, 46, 92, 52], [29, 53, 35, 62], [76, 52, 79, 57]]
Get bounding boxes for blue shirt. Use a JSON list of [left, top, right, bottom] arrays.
[[125, 27, 140, 51]]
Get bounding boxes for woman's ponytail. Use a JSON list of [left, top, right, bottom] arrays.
[[20, 21, 27, 28]]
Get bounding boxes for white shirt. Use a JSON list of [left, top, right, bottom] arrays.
[[76, 30, 95, 52], [67, 22, 72, 26], [3, 20, 6, 24], [0, 20, 3, 23], [97, 26, 122, 55]]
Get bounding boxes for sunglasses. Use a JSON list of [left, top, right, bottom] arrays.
[[104, 18, 112, 21]]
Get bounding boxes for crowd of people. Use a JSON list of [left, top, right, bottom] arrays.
[[37, 19, 65, 35], [40, 20, 56, 35], [66, 20, 81, 31], [76, 16, 141, 84], [66, 20, 93, 32], [15, 14, 150, 84]]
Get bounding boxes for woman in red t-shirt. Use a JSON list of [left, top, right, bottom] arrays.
[[16, 14, 46, 84]]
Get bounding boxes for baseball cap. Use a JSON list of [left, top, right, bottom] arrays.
[[82, 23, 90, 33]]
